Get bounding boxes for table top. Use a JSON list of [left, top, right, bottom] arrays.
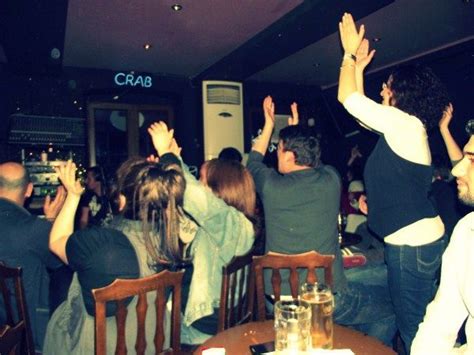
[[194, 320, 395, 355]]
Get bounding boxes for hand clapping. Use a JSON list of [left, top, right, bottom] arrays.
[[339, 13, 365, 56], [56, 160, 84, 197]]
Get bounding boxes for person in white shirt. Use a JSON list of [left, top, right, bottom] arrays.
[[338, 13, 450, 353], [412, 123, 474, 354]]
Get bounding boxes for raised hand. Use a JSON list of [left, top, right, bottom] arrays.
[[56, 160, 84, 197], [146, 154, 159, 163], [439, 103, 454, 131], [355, 38, 375, 71], [359, 194, 368, 215], [263, 95, 275, 127], [339, 13, 365, 56], [288, 102, 299, 126], [148, 121, 174, 157], [170, 138, 182, 157], [43, 186, 67, 220], [351, 145, 362, 159]]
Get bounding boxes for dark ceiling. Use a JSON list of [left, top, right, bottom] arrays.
[[0, 0, 473, 88]]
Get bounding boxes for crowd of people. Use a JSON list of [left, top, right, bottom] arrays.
[[0, 12, 472, 355]]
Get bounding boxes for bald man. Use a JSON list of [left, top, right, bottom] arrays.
[[0, 162, 66, 351]]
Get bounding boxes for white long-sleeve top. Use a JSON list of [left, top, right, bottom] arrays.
[[343, 93, 444, 245], [411, 212, 474, 354]]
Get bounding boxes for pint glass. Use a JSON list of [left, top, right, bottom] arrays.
[[300, 283, 334, 349]]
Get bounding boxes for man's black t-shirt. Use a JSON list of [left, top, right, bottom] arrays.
[[79, 191, 112, 226]]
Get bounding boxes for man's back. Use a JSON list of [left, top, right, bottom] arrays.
[[247, 151, 346, 292], [0, 197, 61, 349]]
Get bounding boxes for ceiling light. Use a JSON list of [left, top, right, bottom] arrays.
[[113, 95, 119, 100], [171, 4, 182, 11], [143, 43, 152, 50], [372, 37, 381, 42]]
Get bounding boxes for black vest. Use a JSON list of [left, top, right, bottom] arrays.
[[364, 136, 437, 237]]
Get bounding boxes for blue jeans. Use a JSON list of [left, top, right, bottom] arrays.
[[384, 238, 445, 354], [334, 281, 397, 346]]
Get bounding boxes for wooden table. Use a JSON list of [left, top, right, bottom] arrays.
[[194, 320, 395, 355]]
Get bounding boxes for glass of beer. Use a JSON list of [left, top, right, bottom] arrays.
[[300, 283, 334, 349], [274, 299, 311, 354]]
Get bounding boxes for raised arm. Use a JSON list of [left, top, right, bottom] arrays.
[[288, 102, 299, 126], [439, 103, 463, 164], [49, 160, 84, 264], [347, 145, 363, 167], [337, 13, 366, 103], [252, 96, 275, 156], [148, 121, 253, 247]]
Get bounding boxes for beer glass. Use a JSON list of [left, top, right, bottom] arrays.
[[300, 283, 334, 349], [274, 299, 311, 354]]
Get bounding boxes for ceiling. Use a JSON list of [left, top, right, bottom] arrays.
[[1, 0, 473, 88]]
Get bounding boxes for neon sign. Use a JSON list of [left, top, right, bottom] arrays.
[[114, 73, 153, 88]]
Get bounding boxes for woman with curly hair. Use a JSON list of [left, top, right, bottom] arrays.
[[338, 13, 450, 353]]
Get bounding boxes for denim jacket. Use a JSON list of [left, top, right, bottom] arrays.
[[178, 159, 255, 326]]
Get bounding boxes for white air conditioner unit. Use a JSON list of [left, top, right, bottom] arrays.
[[202, 80, 244, 161]]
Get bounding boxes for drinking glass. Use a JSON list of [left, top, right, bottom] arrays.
[[300, 283, 334, 350], [274, 299, 311, 354]]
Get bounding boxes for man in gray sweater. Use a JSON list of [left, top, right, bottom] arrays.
[[247, 96, 396, 345]]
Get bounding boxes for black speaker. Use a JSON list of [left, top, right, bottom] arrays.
[[1, 0, 69, 75]]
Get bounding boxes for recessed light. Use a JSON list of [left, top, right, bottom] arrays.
[[143, 43, 152, 50], [171, 4, 182, 11], [113, 95, 119, 100], [372, 37, 381, 42]]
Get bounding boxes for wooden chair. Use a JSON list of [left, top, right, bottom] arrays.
[[0, 262, 35, 355], [251, 251, 335, 321], [92, 270, 184, 355], [217, 250, 254, 333]]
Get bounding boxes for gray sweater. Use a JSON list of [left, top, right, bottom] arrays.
[[247, 151, 347, 293]]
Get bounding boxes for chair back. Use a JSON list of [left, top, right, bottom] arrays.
[[217, 250, 254, 333], [252, 251, 335, 321], [92, 270, 184, 355], [0, 262, 35, 355]]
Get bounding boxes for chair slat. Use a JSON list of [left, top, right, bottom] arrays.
[[271, 269, 282, 301], [115, 300, 128, 354], [135, 293, 148, 355], [154, 287, 166, 352]]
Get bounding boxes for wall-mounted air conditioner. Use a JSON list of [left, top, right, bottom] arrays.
[[202, 80, 243, 160]]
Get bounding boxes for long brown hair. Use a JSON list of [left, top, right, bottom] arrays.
[[204, 159, 256, 220], [112, 158, 186, 265]]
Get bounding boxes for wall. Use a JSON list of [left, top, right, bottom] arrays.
[[0, 65, 202, 166]]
